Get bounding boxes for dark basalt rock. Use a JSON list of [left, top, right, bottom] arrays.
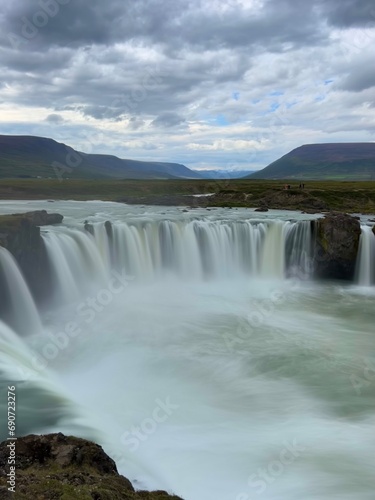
[[104, 220, 113, 239], [313, 213, 361, 280], [254, 207, 269, 212], [0, 434, 184, 499], [0, 211, 63, 308], [22, 210, 63, 226], [84, 220, 94, 235]]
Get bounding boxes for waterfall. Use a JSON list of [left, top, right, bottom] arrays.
[[0, 217, 314, 325], [285, 220, 313, 278], [42, 228, 110, 304], [3, 206, 374, 500], [260, 221, 286, 278], [356, 225, 375, 286], [41, 219, 313, 291], [0, 319, 99, 442], [0, 247, 42, 336]]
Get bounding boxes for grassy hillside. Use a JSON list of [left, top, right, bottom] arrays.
[[0, 135, 200, 180], [250, 143, 375, 180]]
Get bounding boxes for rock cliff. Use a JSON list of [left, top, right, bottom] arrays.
[[0, 210, 63, 303], [0, 433, 184, 500], [313, 213, 362, 280]]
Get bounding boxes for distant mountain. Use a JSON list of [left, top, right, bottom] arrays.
[[0, 135, 201, 180], [249, 143, 375, 180], [195, 169, 255, 179]]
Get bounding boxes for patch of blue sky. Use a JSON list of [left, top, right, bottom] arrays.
[[256, 102, 281, 117], [314, 95, 326, 102], [324, 79, 334, 85], [270, 102, 281, 112], [269, 90, 284, 96], [196, 112, 229, 126], [232, 91, 240, 101], [214, 114, 230, 126], [286, 101, 298, 109]]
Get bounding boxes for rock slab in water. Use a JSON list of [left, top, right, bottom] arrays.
[[313, 213, 361, 280], [0, 433, 184, 499]]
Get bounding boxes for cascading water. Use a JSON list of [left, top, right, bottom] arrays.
[[41, 218, 313, 289], [0, 247, 42, 336], [0, 201, 374, 500], [356, 225, 375, 286], [42, 228, 110, 304]]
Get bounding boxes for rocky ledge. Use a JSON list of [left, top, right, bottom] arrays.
[[0, 433, 184, 500], [0, 210, 63, 303], [313, 213, 362, 280]]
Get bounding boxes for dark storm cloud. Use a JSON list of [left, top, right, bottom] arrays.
[[80, 105, 126, 121], [336, 52, 375, 92], [152, 112, 186, 128], [2, 0, 374, 57], [0, 45, 73, 72], [321, 0, 375, 28], [1, 0, 329, 53], [45, 113, 64, 123], [340, 66, 375, 92]]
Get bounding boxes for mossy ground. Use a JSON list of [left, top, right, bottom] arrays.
[[0, 434, 183, 500], [1, 466, 181, 499]]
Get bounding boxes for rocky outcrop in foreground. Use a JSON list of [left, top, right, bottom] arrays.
[[0, 210, 63, 302], [0, 434, 184, 500], [313, 213, 362, 280]]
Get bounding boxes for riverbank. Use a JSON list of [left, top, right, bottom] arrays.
[[1, 179, 375, 213]]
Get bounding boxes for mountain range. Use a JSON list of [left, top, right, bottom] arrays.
[[1, 136, 375, 181], [0, 135, 201, 180], [194, 169, 256, 179], [249, 143, 375, 180]]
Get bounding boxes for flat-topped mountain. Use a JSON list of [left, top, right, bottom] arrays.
[[0, 135, 201, 180], [249, 143, 375, 180]]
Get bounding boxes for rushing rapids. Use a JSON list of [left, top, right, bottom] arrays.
[[0, 201, 374, 500]]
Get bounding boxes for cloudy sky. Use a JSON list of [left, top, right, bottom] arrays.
[[0, 0, 375, 171]]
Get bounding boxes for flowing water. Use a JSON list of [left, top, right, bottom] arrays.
[[356, 225, 375, 287], [0, 201, 374, 500]]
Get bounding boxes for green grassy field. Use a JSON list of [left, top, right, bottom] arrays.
[[1, 178, 375, 213]]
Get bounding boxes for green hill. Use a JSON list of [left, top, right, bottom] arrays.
[[0, 135, 201, 180], [249, 143, 375, 180]]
